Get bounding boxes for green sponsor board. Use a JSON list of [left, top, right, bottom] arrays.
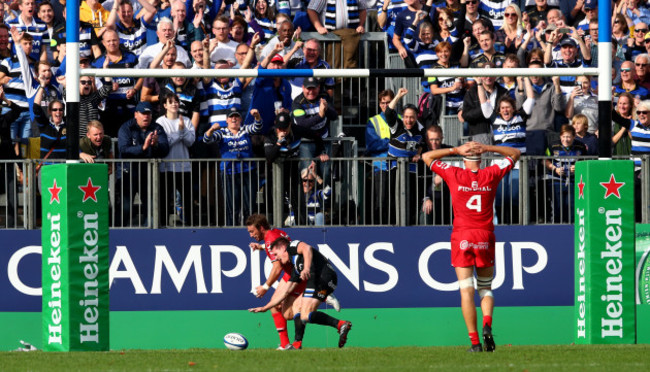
[[41, 164, 110, 351], [636, 224, 650, 305], [574, 160, 636, 344]]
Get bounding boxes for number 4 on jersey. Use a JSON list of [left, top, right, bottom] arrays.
[[466, 195, 482, 212]]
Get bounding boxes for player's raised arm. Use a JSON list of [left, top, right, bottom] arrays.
[[477, 144, 521, 163]]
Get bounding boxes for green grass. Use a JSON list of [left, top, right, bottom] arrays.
[[3, 345, 650, 372]]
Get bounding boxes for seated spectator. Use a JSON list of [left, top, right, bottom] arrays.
[[612, 92, 634, 156], [565, 75, 598, 134], [296, 161, 331, 226], [572, 113, 598, 156], [545, 124, 586, 223], [79, 120, 114, 167]]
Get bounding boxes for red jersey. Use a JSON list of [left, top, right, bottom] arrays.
[[263, 228, 293, 279], [430, 157, 514, 232]]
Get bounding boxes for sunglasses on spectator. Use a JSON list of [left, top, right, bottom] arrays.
[[621, 68, 633, 72], [636, 63, 649, 67], [301, 179, 315, 183], [504, 13, 517, 18], [614, 20, 621, 24], [637, 111, 649, 115], [466, 0, 478, 4], [51, 108, 64, 112], [80, 80, 92, 85], [637, 28, 649, 34]]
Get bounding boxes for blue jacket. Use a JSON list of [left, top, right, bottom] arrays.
[[118, 119, 170, 169]]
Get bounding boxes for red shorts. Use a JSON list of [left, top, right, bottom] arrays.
[[282, 272, 307, 296], [450, 229, 495, 268]]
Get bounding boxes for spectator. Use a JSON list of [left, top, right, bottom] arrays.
[[575, 0, 597, 35], [461, 63, 509, 144], [462, 0, 486, 29], [92, 29, 140, 137], [499, 53, 519, 98], [565, 75, 598, 134], [635, 53, 650, 91], [0, 86, 23, 228], [376, 0, 408, 52], [232, 14, 262, 46], [172, 0, 204, 53], [624, 22, 648, 61], [544, 29, 592, 95], [429, 41, 467, 115], [291, 76, 338, 182], [104, 0, 158, 57], [495, 3, 523, 55], [79, 120, 114, 166], [0, 24, 10, 59], [296, 161, 331, 226], [285, 38, 335, 99], [545, 124, 586, 223], [612, 92, 634, 156], [526, 0, 551, 28], [420, 124, 452, 225], [307, 0, 367, 70], [7, 0, 47, 62], [477, 0, 511, 29], [117, 101, 170, 226], [250, 0, 277, 43], [138, 17, 192, 69], [612, 13, 629, 47], [433, 7, 461, 45], [157, 94, 195, 226], [189, 39, 207, 68], [245, 40, 293, 135], [79, 0, 111, 38], [159, 62, 201, 130], [614, 60, 650, 105], [0, 31, 34, 156], [385, 87, 425, 225], [37, 0, 56, 64], [584, 19, 599, 67], [470, 30, 505, 69], [622, 0, 650, 26], [365, 89, 394, 224], [141, 40, 180, 116], [264, 112, 329, 226], [33, 79, 67, 161], [75, 61, 114, 138], [52, 7, 102, 61], [572, 113, 598, 156], [209, 15, 240, 65], [259, 18, 303, 61]]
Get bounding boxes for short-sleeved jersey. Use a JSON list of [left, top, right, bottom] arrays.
[[429, 157, 514, 232], [263, 229, 294, 281]]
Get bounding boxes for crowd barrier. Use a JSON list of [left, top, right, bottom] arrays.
[[2, 155, 648, 229]]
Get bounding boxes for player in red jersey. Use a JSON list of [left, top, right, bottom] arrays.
[[246, 214, 340, 350], [422, 141, 521, 353]]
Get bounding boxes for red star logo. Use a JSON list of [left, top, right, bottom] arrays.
[[48, 179, 62, 204], [578, 175, 585, 199], [79, 177, 101, 203], [600, 174, 625, 199]]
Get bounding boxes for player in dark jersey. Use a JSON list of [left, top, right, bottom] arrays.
[[422, 141, 520, 353], [246, 214, 340, 350], [249, 237, 352, 349]]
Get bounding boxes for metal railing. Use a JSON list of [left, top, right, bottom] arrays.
[[3, 155, 648, 229]]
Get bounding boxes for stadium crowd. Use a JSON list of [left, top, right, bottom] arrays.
[[0, 0, 649, 228]]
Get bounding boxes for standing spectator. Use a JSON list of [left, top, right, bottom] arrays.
[[79, 120, 114, 165], [544, 29, 592, 95], [33, 80, 66, 161], [477, 0, 513, 29], [377, 0, 408, 52], [575, 0, 597, 34], [117, 102, 169, 226], [104, 0, 158, 57], [209, 15, 240, 65], [0, 87, 23, 228], [420, 125, 453, 225], [614, 61, 650, 106], [392, 0, 426, 67], [170, 0, 203, 53], [470, 30, 506, 68], [7, 0, 47, 62], [76, 63, 115, 137], [635, 53, 650, 91], [545, 124, 586, 223], [385, 87, 425, 226], [565, 75, 598, 134], [138, 17, 192, 69], [291, 76, 338, 182], [37, 0, 57, 64], [429, 41, 467, 115], [259, 18, 303, 61], [526, 0, 551, 28], [92, 29, 140, 137], [297, 161, 331, 226], [461, 63, 509, 144], [157, 94, 195, 226], [0, 24, 11, 59], [612, 92, 634, 156], [494, 3, 523, 55], [572, 113, 598, 156], [52, 7, 102, 61], [307, 0, 367, 70], [624, 23, 649, 61], [245, 40, 293, 134], [612, 13, 629, 47], [285, 38, 335, 98], [79, 0, 112, 38], [365, 89, 394, 224], [250, 0, 277, 43]]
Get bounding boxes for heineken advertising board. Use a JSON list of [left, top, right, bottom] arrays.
[[41, 164, 110, 351], [636, 224, 650, 305], [574, 160, 635, 344]]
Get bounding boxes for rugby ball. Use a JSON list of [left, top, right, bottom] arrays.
[[223, 333, 248, 350]]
